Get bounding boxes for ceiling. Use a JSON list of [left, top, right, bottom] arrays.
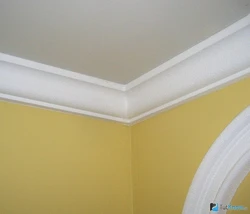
[[1, 0, 250, 84]]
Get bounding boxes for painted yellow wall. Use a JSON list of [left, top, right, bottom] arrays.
[[131, 77, 250, 214], [0, 101, 133, 214], [227, 172, 250, 214], [1, 78, 250, 214]]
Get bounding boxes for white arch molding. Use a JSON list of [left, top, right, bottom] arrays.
[[182, 106, 250, 214]]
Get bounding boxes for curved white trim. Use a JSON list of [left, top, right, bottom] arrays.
[[182, 106, 250, 214], [0, 14, 250, 124]]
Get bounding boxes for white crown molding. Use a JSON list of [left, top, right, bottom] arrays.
[[0, 14, 250, 124], [127, 23, 250, 123], [0, 53, 126, 92], [125, 14, 250, 91], [0, 61, 128, 123], [182, 106, 250, 214], [128, 67, 250, 125]]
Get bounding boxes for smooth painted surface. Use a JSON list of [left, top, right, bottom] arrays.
[[1, 77, 250, 214], [128, 24, 250, 119], [0, 61, 127, 122], [227, 173, 250, 213], [1, 17, 250, 124], [0, 102, 133, 214], [182, 105, 250, 214], [131, 77, 250, 214], [1, 1, 250, 83]]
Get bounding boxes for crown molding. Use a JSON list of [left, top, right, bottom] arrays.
[[127, 67, 250, 125], [0, 61, 128, 123], [127, 23, 250, 123], [125, 14, 250, 90], [0, 53, 126, 92], [0, 14, 250, 125]]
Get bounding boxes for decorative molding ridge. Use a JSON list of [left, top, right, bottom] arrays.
[[125, 14, 250, 90], [127, 22, 250, 123], [128, 67, 250, 125], [0, 53, 126, 92], [182, 106, 250, 214], [0, 61, 128, 123], [0, 14, 250, 124]]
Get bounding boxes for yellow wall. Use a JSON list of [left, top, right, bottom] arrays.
[[0, 102, 133, 214], [131, 77, 250, 214], [1, 77, 250, 214]]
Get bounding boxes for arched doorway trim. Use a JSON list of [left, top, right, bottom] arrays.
[[183, 106, 250, 214]]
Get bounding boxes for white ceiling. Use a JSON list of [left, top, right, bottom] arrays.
[[1, 0, 250, 84]]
